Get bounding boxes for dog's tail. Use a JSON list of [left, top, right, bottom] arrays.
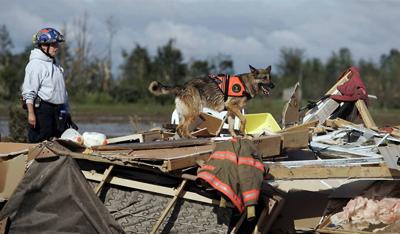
[[148, 81, 181, 96]]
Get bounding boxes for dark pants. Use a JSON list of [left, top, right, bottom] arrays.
[[28, 101, 61, 143]]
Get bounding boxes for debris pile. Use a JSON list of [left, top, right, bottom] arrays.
[[1, 66, 399, 233]]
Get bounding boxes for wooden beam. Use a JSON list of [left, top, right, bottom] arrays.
[[93, 165, 114, 195], [325, 70, 352, 96], [355, 99, 377, 129], [278, 120, 318, 133], [151, 179, 188, 234], [267, 164, 400, 180], [325, 118, 357, 129], [82, 170, 219, 205], [93, 138, 211, 151]]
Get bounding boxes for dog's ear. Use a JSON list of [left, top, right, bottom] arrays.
[[249, 65, 258, 74], [266, 65, 271, 73]]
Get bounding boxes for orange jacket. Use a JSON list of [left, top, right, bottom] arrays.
[[197, 138, 266, 213]]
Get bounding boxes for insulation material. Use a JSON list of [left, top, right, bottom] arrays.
[[327, 181, 400, 233], [330, 197, 400, 230]]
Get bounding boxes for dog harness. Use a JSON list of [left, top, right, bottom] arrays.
[[209, 74, 247, 100]]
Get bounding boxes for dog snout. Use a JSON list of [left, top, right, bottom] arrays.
[[268, 82, 275, 89]]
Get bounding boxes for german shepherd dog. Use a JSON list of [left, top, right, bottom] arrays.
[[148, 65, 274, 138]]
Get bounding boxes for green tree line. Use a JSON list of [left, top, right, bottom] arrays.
[[0, 24, 399, 108]]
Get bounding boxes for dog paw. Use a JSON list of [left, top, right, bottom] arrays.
[[243, 135, 253, 140]]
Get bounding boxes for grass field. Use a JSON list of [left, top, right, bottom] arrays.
[[1, 99, 399, 126]]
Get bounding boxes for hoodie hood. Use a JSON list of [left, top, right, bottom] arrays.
[[29, 48, 53, 63]]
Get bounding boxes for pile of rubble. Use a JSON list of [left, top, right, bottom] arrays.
[[1, 67, 399, 233]]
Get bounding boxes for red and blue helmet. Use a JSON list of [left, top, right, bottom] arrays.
[[33, 28, 65, 46]]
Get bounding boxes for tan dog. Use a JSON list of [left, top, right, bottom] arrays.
[[148, 65, 274, 138]]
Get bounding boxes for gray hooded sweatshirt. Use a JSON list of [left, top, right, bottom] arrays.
[[22, 48, 67, 105]]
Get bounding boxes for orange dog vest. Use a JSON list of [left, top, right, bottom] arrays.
[[212, 74, 246, 97]]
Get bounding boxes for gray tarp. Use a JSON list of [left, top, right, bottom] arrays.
[[0, 156, 124, 233]]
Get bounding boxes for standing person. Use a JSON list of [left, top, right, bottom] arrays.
[[21, 27, 73, 143]]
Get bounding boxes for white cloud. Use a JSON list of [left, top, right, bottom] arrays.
[[1, 0, 400, 73]]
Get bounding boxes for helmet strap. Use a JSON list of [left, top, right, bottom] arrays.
[[40, 44, 54, 59]]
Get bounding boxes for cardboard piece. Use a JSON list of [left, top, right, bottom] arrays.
[[193, 112, 226, 136], [281, 129, 311, 149], [0, 142, 35, 159], [282, 82, 301, 128], [0, 154, 27, 200], [252, 135, 282, 158], [0, 143, 34, 200]]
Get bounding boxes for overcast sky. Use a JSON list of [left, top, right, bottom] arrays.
[[0, 0, 399, 74]]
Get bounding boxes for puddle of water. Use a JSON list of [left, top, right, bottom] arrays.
[[0, 117, 165, 138]]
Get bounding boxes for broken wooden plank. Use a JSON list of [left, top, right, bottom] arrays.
[[325, 118, 358, 129], [325, 70, 353, 96], [46, 141, 165, 170], [266, 163, 400, 180], [151, 179, 188, 234], [106, 134, 143, 144], [355, 99, 378, 129], [94, 165, 114, 195], [82, 170, 219, 205], [278, 120, 318, 133], [92, 138, 211, 151]]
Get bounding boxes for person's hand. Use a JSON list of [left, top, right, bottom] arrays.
[[28, 112, 36, 128]]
